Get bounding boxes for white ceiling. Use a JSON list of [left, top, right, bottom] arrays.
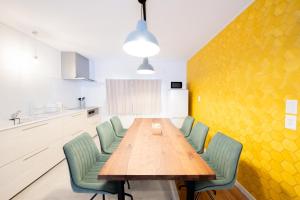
[[0, 0, 252, 60]]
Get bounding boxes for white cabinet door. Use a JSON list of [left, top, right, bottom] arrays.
[[0, 118, 62, 168], [0, 111, 91, 199], [0, 146, 51, 200], [0, 128, 20, 167], [62, 112, 86, 137], [42, 117, 63, 143], [0, 154, 28, 200], [0, 122, 49, 167], [86, 115, 101, 137]]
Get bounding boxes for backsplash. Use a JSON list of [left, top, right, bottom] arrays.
[[0, 24, 81, 120]]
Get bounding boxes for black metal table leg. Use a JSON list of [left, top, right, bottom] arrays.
[[117, 181, 125, 200], [186, 181, 195, 200]]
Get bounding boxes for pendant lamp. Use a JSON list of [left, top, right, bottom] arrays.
[[137, 58, 155, 74], [123, 0, 160, 57]]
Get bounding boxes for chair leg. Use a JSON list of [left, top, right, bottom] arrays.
[[90, 193, 97, 200], [125, 192, 133, 200], [178, 184, 187, 190], [195, 192, 199, 200], [103, 194, 105, 200], [126, 180, 131, 189], [207, 191, 215, 200]]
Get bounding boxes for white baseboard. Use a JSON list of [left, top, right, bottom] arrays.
[[169, 181, 180, 200], [235, 181, 256, 200]]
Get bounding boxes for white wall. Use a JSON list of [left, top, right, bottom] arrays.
[[80, 58, 187, 124], [0, 23, 81, 120], [0, 23, 187, 125]]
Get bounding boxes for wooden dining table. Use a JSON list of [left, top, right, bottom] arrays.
[[98, 118, 216, 200]]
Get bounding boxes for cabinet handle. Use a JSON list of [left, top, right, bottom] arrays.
[[22, 123, 48, 131], [23, 147, 49, 161], [72, 130, 83, 136], [72, 113, 82, 117], [0, 157, 20, 169]]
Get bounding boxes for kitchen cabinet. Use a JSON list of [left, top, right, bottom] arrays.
[[62, 111, 86, 137], [0, 109, 100, 199], [0, 145, 52, 200], [0, 118, 61, 168], [86, 115, 101, 137]]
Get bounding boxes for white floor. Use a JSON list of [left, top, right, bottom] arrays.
[[12, 160, 179, 200]]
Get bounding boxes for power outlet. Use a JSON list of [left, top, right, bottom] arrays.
[[285, 115, 297, 130], [286, 100, 298, 115]]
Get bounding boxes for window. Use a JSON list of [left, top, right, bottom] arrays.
[[106, 79, 161, 115]]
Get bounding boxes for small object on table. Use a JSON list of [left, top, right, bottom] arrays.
[[151, 123, 162, 135]]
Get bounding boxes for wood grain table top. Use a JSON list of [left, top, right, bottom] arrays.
[[98, 118, 216, 181]]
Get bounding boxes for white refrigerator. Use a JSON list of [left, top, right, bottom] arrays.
[[167, 89, 189, 128]]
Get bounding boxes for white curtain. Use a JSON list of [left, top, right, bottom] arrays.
[[106, 79, 161, 115]]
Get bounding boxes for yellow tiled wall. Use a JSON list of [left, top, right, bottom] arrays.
[[187, 0, 300, 199]]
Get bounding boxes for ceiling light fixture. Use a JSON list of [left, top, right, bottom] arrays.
[[137, 58, 155, 74], [32, 31, 39, 64], [123, 0, 160, 57]]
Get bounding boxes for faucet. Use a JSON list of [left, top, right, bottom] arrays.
[[78, 97, 86, 109], [10, 110, 21, 125]]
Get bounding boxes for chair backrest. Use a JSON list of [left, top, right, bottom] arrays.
[[189, 122, 209, 153], [202, 132, 243, 182], [63, 133, 100, 187], [110, 116, 124, 134], [180, 116, 195, 137], [96, 121, 116, 152]]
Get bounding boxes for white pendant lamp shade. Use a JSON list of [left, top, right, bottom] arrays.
[[137, 58, 155, 74], [123, 20, 160, 57]]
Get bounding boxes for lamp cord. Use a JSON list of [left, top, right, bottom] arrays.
[[141, 5, 143, 20], [140, 1, 146, 21]]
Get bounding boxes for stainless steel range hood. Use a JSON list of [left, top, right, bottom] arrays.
[[61, 52, 94, 81]]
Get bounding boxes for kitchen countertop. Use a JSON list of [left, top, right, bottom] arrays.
[[0, 109, 86, 132]]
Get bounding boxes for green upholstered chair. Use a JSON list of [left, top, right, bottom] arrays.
[[63, 133, 117, 200], [194, 132, 243, 197], [180, 116, 195, 137], [96, 121, 121, 155], [110, 116, 128, 138], [186, 122, 209, 154], [96, 121, 131, 190]]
